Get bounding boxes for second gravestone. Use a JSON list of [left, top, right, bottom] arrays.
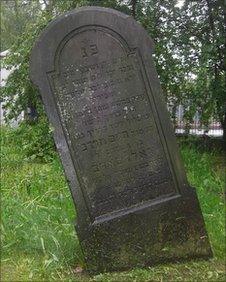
[[30, 7, 212, 272]]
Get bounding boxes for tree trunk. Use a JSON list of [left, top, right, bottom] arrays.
[[221, 113, 226, 149], [14, 0, 20, 22], [44, 0, 53, 14], [25, 100, 38, 124], [206, 0, 226, 147], [131, 0, 137, 19]]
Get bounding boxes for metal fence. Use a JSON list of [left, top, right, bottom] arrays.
[[168, 104, 223, 137], [174, 120, 223, 137]]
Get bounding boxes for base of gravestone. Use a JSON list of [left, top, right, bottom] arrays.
[[76, 187, 212, 273]]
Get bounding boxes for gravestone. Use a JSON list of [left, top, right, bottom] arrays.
[[30, 7, 212, 273]]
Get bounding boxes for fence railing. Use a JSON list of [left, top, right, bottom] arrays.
[[174, 120, 223, 137]]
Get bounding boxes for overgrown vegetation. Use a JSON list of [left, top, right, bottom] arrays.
[[1, 127, 225, 281], [10, 117, 55, 162]]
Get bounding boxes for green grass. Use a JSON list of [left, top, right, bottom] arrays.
[[1, 127, 225, 281]]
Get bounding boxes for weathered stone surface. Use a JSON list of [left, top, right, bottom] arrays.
[[30, 7, 212, 273]]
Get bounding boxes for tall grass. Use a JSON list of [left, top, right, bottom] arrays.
[[1, 127, 225, 281]]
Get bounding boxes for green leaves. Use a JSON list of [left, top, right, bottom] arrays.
[[1, 0, 225, 151]]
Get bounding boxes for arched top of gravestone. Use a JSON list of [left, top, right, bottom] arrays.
[[30, 6, 154, 86], [30, 6, 189, 203]]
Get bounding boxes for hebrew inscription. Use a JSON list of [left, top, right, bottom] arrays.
[[48, 28, 177, 219]]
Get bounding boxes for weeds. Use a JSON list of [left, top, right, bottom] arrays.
[[1, 127, 225, 281]]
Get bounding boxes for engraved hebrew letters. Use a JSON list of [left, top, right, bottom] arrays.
[[48, 27, 178, 219]]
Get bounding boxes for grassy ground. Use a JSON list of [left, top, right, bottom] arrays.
[[1, 127, 225, 281]]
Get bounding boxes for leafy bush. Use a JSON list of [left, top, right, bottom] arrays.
[[2, 117, 55, 162], [20, 119, 55, 162]]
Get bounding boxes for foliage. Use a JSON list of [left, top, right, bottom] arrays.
[[1, 127, 225, 281], [140, 0, 186, 125], [18, 118, 55, 162], [0, 0, 43, 52], [1, 10, 51, 120], [1, 117, 55, 162], [139, 0, 225, 130], [178, 0, 226, 130], [1, 0, 225, 159]]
